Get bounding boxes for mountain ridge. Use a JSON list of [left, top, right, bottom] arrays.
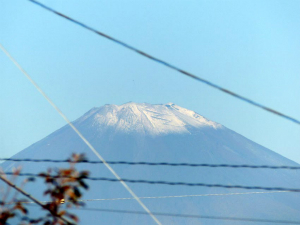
[[2, 102, 300, 224]]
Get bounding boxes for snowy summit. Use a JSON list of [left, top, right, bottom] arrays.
[[78, 102, 222, 135]]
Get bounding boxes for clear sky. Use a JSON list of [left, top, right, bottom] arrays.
[[1, 0, 299, 163]]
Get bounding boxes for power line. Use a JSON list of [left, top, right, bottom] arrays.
[[76, 191, 292, 202], [73, 207, 300, 224], [19, 191, 290, 204], [0, 175, 75, 225], [2, 172, 300, 192], [2, 158, 300, 170], [0, 44, 162, 225], [25, 204, 300, 224], [28, 0, 300, 126]]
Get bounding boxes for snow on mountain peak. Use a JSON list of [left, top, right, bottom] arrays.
[[84, 102, 222, 135]]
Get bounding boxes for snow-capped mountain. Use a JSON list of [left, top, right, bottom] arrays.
[[83, 102, 222, 135], [2, 103, 300, 225]]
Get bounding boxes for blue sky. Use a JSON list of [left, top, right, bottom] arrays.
[[1, 0, 300, 163]]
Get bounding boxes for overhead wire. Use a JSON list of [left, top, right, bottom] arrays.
[[2, 172, 300, 192], [24, 204, 300, 224], [73, 207, 300, 224], [1, 158, 300, 170], [18, 191, 291, 204], [75, 190, 293, 202], [28, 0, 300, 126], [0, 44, 162, 225]]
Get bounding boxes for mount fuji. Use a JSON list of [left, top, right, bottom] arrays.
[[2, 102, 300, 224]]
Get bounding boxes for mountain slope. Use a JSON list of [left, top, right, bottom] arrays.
[[2, 102, 300, 225]]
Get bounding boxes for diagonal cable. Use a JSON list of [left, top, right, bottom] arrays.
[[0, 43, 162, 225], [28, 0, 300, 125]]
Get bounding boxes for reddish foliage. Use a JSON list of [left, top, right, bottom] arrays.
[[0, 154, 89, 225]]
